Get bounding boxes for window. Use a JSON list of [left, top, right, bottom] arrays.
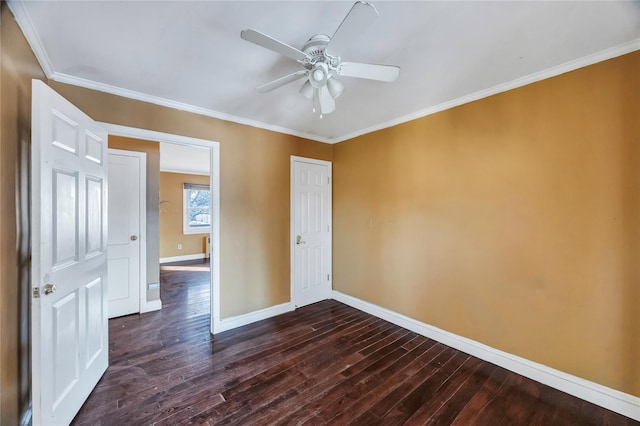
[[183, 183, 211, 234]]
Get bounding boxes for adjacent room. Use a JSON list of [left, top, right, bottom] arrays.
[[1, 1, 638, 425]]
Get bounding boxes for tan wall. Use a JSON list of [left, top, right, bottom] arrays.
[[46, 82, 333, 319], [333, 51, 640, 396], [160, 172, 211, 258], [0, 4, 47, 424], [108, 136, 161, 301]]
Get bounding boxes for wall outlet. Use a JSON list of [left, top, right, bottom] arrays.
[[178, 244, 182, 250]]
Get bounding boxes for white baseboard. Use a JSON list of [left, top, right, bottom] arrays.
[[332, 290, 640, 421], [213, 302, 294, 334], [160, 253, 206, 264], [140, 299, 162, 313]]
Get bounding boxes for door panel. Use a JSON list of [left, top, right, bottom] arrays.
[[108, 258, 130, 300], [85, 278, 105, 366], [32, 80, 108, 425], [86, 177, 104, 256], [51, 291, 79, 409], [292, 158, 332, 307], [52, 169, 79, 267]]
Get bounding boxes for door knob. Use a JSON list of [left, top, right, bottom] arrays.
[[130, 235, 138, 241], [43, 283, 57, 295], [296, 235, 306, 245]]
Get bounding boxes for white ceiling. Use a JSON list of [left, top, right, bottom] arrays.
[[160, 142, 210, 176], [9, 1, 640, 143]]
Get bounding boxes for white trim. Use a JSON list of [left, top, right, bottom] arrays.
[[101, 123, 216, 147], [332, 39, 640, 144], [139, 299, 162, 314], [107, 148, 148, 316], [290, 156, 333, 308], [160, 167, 209, 176], [99, 124, 221, 336], [213, 302, 294, 334], [6, 0, 55, 78], [332, 290, 640, 421], [51, 73, 333, 144], [159, 253, 206, 264], [182, 227, 211, 235]]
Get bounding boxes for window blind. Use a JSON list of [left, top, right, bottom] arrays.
[[183, 183, 210, 191]]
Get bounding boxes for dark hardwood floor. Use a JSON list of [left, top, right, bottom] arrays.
[[72, 260, 637, 425]]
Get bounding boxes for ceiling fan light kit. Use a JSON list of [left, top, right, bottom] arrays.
[[327, 76, 344, 99], [240, 1, 400, 117], [299, 80, 314, 100]]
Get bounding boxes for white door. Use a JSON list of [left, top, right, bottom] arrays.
[[107, 149, 145, 318], [291, 157, 332, 307], [31, 80, 108, 425]]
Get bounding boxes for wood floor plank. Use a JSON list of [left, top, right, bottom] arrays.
[[247, 329, 417, 425], [403, 355, 485, 425], [322, 338, 437, 424], [70, 260, 639, 426], [378, 351, 472, 424], [423, 360, 498, 425], [449, 361, 511, 425], [366, 345, 459, 419]]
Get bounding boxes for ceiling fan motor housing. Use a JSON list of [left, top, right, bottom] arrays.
[[302, 34, 339, 69], [302, 34, 330, 57]]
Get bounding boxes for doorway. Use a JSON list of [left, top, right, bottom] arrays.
[[100, 123, 221, 334]]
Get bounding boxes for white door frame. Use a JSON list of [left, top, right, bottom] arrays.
[[290, 156, 332, 307], [99, 123, 221, 334], [107, 148, 148, 314]]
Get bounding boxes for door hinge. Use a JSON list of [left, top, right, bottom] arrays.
[[327, 274, 330, 281], [33, 287, 40, 299], [327, 176, 330, 184]]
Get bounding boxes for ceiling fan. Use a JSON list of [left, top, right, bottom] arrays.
[[240, 1, 400, 117]]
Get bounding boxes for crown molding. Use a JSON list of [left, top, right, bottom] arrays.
[[331, 38, 640, 144], [6, 0, 55, 78], [50, 72, 333, 144]]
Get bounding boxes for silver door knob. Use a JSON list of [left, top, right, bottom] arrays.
[[43, 283, 57, 295], [130, 235, 138, 241], [296, 235, 305, 245]]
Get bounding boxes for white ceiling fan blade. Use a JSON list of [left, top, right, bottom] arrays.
[[241, 29, 309, 62], [337, 62, 400, 82], [325, 1, 378, 56], [319, 85, 336, 115], [256, 70, 308, 93]]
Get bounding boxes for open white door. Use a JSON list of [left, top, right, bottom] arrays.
[[107, 149, 145, 318], [291, 156, 332, 308], [31, 80, 108, 425]]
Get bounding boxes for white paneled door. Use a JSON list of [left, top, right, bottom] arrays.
[[291, 157, 332, 308], [107, 150, 144, 318], [31, 80, 108, 425]]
